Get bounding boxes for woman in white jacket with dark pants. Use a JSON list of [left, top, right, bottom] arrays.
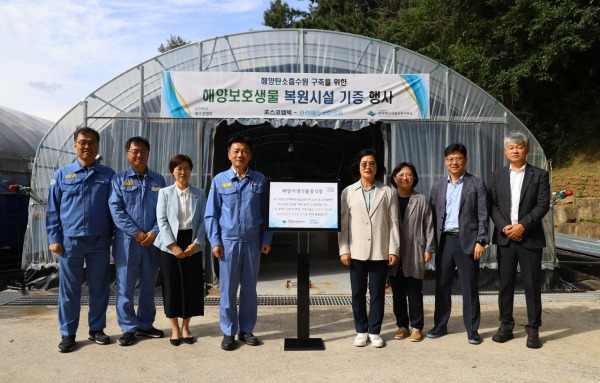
[[338, 149, 400, 348], [154, 154, 206, 346]]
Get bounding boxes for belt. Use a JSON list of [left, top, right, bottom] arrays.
[[443, 231, 459, 238]]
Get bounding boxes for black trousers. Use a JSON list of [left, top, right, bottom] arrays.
[[497, 241, 543, 333], [389, 272, 424, 330], [433, 235, 481, 332], [349, 259, 388, 334], [159, 229, 205, 319]]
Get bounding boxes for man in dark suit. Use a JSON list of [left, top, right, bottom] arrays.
[[489, 131, 550, 349], [428, 143, 489, 345]]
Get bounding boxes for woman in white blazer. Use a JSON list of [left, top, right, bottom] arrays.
[[388, 162, 436, 342], [154, 154, 207, 346], [338, 149, 400, 348]]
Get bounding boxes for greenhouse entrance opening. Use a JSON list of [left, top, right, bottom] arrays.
[[211, 120, 386, 294]]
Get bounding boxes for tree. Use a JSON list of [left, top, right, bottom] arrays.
[[158, 35, 191, 53], [485, 0, 600, 162], [263, 0, 308, 29], [276, 0, 600, 163], [294, 0, 380, 36]]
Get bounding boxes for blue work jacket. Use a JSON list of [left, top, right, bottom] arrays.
[[204, 167, 273, 247], [109, 166, 166, 238], [46, 159, 115, 244]]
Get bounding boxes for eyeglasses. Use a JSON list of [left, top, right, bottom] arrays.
[[396, 173, 414, 179], [445, 156, 465, 164], [174, 167, 192, 173], [360, 161, 377, 168], [128, 150, 149, 156], [76, 140, 98, 147]]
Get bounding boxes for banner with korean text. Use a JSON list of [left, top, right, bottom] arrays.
[[161, 72, 430, 120]]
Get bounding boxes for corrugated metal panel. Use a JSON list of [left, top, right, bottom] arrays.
[[556, 233, 600, 258]]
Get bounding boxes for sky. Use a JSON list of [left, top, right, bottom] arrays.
[[0, 0, 309, 122]]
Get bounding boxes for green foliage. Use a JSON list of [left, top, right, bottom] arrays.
[[263, 0, 308, 29], [293, 0, 380, 36], [158, 35, 191, 53], [267, 0, 600, 164]]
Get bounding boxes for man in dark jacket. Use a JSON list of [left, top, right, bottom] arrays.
[[488, 131, 550, 349]]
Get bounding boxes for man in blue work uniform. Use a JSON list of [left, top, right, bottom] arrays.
[[109, 136, 166, 346], [46, 127, 115, 353], [205, 135, 273, 351]]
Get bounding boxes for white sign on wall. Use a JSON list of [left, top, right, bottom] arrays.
[[161, 72, 429, 120]]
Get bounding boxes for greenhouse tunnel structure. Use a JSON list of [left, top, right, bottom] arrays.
[[21, 29, 556, 292], [0, 106, 51, 274]]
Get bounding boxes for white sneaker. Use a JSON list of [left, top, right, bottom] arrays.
[[354, 332, 368, 347], [369, 333, 384, 348]]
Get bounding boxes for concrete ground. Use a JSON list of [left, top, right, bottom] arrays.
[[1, 291, 599, 383], [2, 243, 599, 382]]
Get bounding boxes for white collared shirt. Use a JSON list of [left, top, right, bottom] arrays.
[[509, 164, 526, 224], [177, 186, 192, 230]]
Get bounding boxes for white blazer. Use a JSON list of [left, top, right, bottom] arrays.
[[338, 180, 400, 261], [154, 184, 207, 254]]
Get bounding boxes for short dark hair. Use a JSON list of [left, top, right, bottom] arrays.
[[125, 136, 150, 151], [169, 154, 193, 173], [444, 143, 467, 158], [74, 127, 99, 143], [352, 148, 384, 182], [390, 162, 419, 189], [227, 135, 253, 152]]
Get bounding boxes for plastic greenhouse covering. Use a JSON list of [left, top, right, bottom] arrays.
[[0, 106, 50, 254], [22, 29, 555, 285]]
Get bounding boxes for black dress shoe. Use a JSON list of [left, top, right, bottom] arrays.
[[526, 331, 541, 349], [426, 327, 448, 339], [182, 336, 194, 344], [238, 332, 259, 346], [468, 331, 482, 345], [221, 335, 235, 351], [170, 337, 183, 346], [492, 328, 514, 343]]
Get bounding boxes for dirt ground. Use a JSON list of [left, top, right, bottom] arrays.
[[552, 155, 600, 198]]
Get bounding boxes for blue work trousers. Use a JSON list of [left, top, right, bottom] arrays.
[[59, 236, 110, 336], [113, 236, 160, 333], [218, 239, 261, 336]]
